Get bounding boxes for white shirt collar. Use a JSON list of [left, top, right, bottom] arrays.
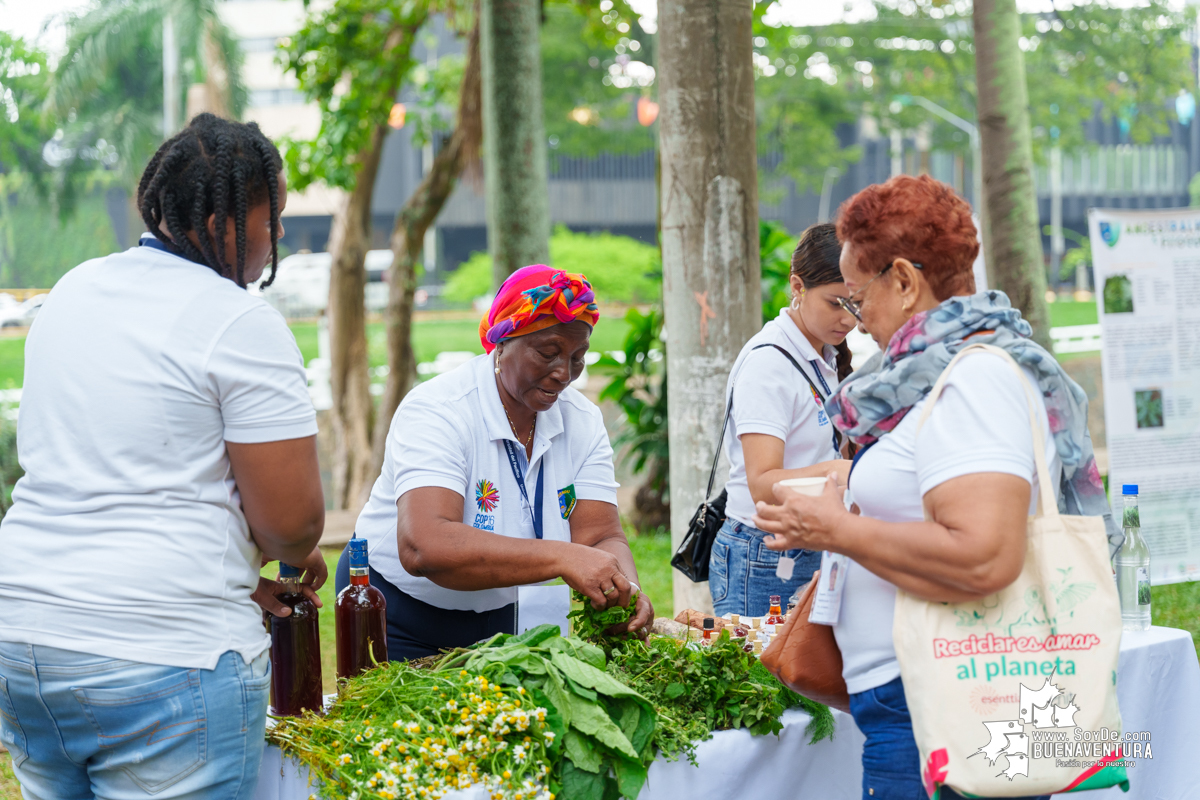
[[475, 352, 565, 463], [774, 307, 837, 369]]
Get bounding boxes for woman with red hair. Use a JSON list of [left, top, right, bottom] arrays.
[[752, 176, 1116, 800]]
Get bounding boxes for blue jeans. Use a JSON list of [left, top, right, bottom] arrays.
[[0, 643, 271, 800], [850, 677, 1049, 800], [708, 518, 821, 617]]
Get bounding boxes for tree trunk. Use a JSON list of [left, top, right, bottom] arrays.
[[973, 0, 1051, 348], [362, 21, 483, 503], [202, 21, 232, 119], [326, 124, 387, 511], [480, 0, 550, 287], [658, 0, 761, 616]]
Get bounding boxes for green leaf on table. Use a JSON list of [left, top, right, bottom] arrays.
[[564, 729, 605, 773], [562, 759, 609, 800], [566, 693, 639, 759], [551, 652, 649, 702], [664, 682, 686, 699], [613, 756, 649, 800], [542, 635, 607, 670]]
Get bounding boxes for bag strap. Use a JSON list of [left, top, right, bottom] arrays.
[[703, 392, 735, 504], [755, 343, 843, 451], [914, 343, 1056, 519]]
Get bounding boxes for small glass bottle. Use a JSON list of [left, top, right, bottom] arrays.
[[766, 595, 784, 626], [1115, 485, 1152, 631], [268, 563, 323, 716], [751, 617, 762, 632], [702, 617, 715, 643], [752, 640, 763, 656], [336, 537, 389, 681], [742, 629, 758, 653]]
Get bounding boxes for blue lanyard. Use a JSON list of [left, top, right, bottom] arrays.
[[502, 440, 544, 540], [809, 359, 833, 396]]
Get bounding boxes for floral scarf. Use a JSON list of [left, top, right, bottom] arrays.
[[827, 290, 1122, 555]]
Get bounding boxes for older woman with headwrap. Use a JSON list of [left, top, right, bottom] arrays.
[[342, 265, 654, 659]]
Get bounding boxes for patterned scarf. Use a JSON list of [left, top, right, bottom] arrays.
[[479, 264, 599, 354], [827, 290, 1122, 554]]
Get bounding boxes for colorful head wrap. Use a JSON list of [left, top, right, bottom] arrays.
[[479, 264, 599, 354]]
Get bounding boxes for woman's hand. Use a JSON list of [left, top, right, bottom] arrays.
[[560, 544, 635, 610], [752, 473, 848, 552], [251, 547, 327, 617], [616, 592, 655, 640]]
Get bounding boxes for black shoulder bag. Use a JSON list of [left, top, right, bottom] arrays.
[[670, 344, 840, 582]]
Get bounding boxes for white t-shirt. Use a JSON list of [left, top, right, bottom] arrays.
[[356, 353, 619, 612], [0, 238, 318, 670], [723, 308, 840, 526], [835, 351, 1062, 695]]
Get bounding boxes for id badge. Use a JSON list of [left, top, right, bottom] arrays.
[[775, 556, 795, 581], [808, 551, 848, 626]]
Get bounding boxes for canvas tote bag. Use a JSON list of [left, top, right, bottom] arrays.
[[893, 344, 1127, 798]]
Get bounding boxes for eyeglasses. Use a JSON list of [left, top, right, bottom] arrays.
[[836, 260, 923, 322]]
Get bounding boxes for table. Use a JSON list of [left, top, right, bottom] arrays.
[[253, 626, 1200, 800]]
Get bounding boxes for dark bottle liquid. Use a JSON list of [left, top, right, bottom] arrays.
[[268, 563, 323, 716], [336, 537, 388, 681]]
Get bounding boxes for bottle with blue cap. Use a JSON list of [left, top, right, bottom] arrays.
[[1115, 484, 1151, 631], [267, 561, 323, 715], [336, 535, 388, 680]]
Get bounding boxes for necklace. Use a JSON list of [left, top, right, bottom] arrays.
[[503, 403, 536, 449]]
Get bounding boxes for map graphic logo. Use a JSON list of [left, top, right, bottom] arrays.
[[970, 670, 1078, 780]]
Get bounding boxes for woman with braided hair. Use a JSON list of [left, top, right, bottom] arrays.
[[0, 114, 324, 798]]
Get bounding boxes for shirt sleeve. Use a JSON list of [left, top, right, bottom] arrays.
[[730, 348, 810, 441], [914, 353, 1041, 497], [209, 305, 318, 444], [573, 405, 619, 505], [390, 392, 472, 500]]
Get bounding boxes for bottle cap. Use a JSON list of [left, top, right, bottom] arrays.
[[1122, 484, 1138, 495], [348, 536, 369, 569], [703, 617, 715, 630], [769, 595, 781, 604], [730, 614, 740, 625], [279, 562, 302, 578]]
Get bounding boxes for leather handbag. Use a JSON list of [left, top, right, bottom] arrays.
[[760, 570, 851, 713], [670, 398, 731, 583]]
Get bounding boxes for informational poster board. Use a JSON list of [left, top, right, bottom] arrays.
[[1088, 207, 1200, 584]]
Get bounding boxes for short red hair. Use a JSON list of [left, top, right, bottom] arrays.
[[835, 174, 979, 300]]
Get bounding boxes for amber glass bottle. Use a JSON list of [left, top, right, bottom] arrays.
[[336, 537, 388, 681], [268, 563, 323, 716], [766, 595, 784, 626]]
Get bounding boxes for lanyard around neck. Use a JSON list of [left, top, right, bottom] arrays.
[[502, 440, 544, 540]]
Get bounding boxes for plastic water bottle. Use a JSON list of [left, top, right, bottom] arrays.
[[1115, 484, 1151, 631]]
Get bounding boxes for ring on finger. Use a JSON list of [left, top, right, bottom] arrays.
[[602, 586, 617, 596]]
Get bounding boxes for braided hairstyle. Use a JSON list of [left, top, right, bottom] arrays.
[[137, 114, 283, 288], [790, 222, 853, 383]]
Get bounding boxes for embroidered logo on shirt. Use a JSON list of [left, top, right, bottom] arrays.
[[558, 485, 577, 519], [808, 385, 831, 426], [475, 479, 499, 512]]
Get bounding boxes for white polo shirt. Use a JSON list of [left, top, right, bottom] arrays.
[[723, 308, 841, 526], [356, 353, 620, 612], [0, 237, 317, 670]]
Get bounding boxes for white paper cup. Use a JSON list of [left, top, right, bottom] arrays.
[[777, 477, 828, 497]]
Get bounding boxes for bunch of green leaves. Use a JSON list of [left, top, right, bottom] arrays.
[[567, 589, 638, 654], [441, 625, 659, 800], [606, 631, 836, 755]]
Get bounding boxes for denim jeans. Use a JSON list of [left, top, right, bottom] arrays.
[[850, 677, 1049, 800], [0, 643, 271, 800], [708, 517, 821, 617]]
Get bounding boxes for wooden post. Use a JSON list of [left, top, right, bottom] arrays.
[[480, 0, 550, 286], [974, 0, 1052, 347], [658, 0, 761, 615]]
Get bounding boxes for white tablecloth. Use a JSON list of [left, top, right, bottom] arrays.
[[254, 626, 1200, 800]]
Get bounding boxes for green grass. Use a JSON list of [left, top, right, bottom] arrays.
[[627, 530, 673, 618], [1153, 580, 1200, 657], [0, 339, 24, 390], [1047, 300, 1098, 328], [0, 755, 16, 800]]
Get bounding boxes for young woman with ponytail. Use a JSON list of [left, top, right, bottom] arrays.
[[708, 222, 858, 617]]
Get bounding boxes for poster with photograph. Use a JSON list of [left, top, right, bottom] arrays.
[[1088, 207, 1200, 584]]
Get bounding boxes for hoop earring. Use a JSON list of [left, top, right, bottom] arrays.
[[791, 296, 800, 310]]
